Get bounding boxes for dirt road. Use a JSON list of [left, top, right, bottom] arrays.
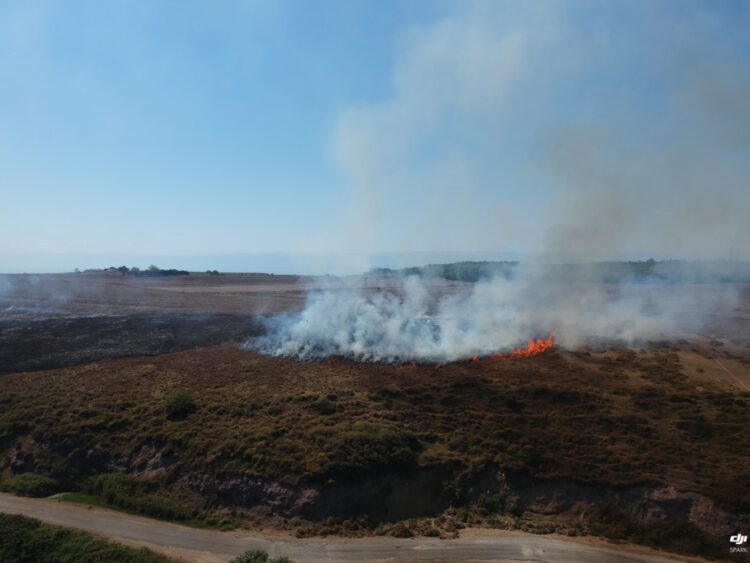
[[0, 493, 690, 563]]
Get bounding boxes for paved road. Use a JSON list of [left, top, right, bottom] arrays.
[[0, 493, 688, 563]]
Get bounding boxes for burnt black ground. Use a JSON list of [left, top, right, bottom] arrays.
[[0, 314, 264, 375]]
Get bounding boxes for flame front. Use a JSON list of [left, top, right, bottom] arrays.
[[508, 334, 555, 358], [488, 334, 555, 361]]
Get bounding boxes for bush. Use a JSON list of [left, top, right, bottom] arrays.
[[586, 504, 727, 559], [90, 473, 189, 521], [476, 490, 505, 513], [475, 488, 518, 515], [321, 422, 420, 476], [0, 513, 170, 562], [231, 551, 268, 563], [230, 550, 294, 563], [91, 473, 137, 501], [0, 473, 61, 498], [165, 391, 197, 420], [311, 398, 336, 415]]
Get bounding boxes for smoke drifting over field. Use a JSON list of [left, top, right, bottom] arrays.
[[253, 2, 750, 362], [251, 267, 741, 362]]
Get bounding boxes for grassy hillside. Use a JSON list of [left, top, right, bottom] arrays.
[[1, 344, 748, 547]]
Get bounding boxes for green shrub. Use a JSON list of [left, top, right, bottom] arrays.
[[475, 489, 517, 514], [165, 391, 197, 420], [231, 551, 268, 563], [91, 473, 137, 501], [586, 504, 726, 558], [0, 513, 171, 562], [310, 398, 336, 415], [230, 550, 294, 563], [90, 474, 190, 521], [0, 473, 61, 498], [476, 491, 502, 512], [321, 422, 420, 476]]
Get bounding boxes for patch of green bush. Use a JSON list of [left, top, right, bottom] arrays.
[[164, 391, 197, 420], [321, 422, 421, 476], [89, 473, 190, 521], [586, 504, 727, 559], [310, 397, 336, 415], [0, 513, 172, 562], [0, 473, 61, 498], [230, 550, 294, 563], [475, 489, 517, 515]]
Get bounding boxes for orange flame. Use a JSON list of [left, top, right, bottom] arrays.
[[508, 334, 555, 359], [486, 334, 555, 362]]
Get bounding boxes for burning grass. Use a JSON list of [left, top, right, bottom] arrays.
[[470, 334, 555, 363]]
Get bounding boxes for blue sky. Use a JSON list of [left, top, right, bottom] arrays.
[[1, 1, 749, 273]]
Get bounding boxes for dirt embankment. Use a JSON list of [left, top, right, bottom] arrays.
[[180, 464, 750, 540]]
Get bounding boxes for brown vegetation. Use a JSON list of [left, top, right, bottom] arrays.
[[1, 342, 748, 553], [1, 274, 749, 560]]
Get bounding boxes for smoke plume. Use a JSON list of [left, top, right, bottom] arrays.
[[251, 265, 743, 362], [251, 1, 750, 362]]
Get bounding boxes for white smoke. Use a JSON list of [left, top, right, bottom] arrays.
[[251, 1, 748, 362], [250, 269, 730, 362]]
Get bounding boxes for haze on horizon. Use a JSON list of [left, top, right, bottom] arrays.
[[2, 1, 749, 275]]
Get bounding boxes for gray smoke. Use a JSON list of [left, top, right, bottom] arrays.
[[250, 266, 743, 362], [251, 1, 749, 362]]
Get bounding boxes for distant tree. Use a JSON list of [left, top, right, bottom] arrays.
[[130, 267, 140, 274], [74, 268, 80, 274], [134, 267, 189, 277], [116, 265, 129, 274]]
